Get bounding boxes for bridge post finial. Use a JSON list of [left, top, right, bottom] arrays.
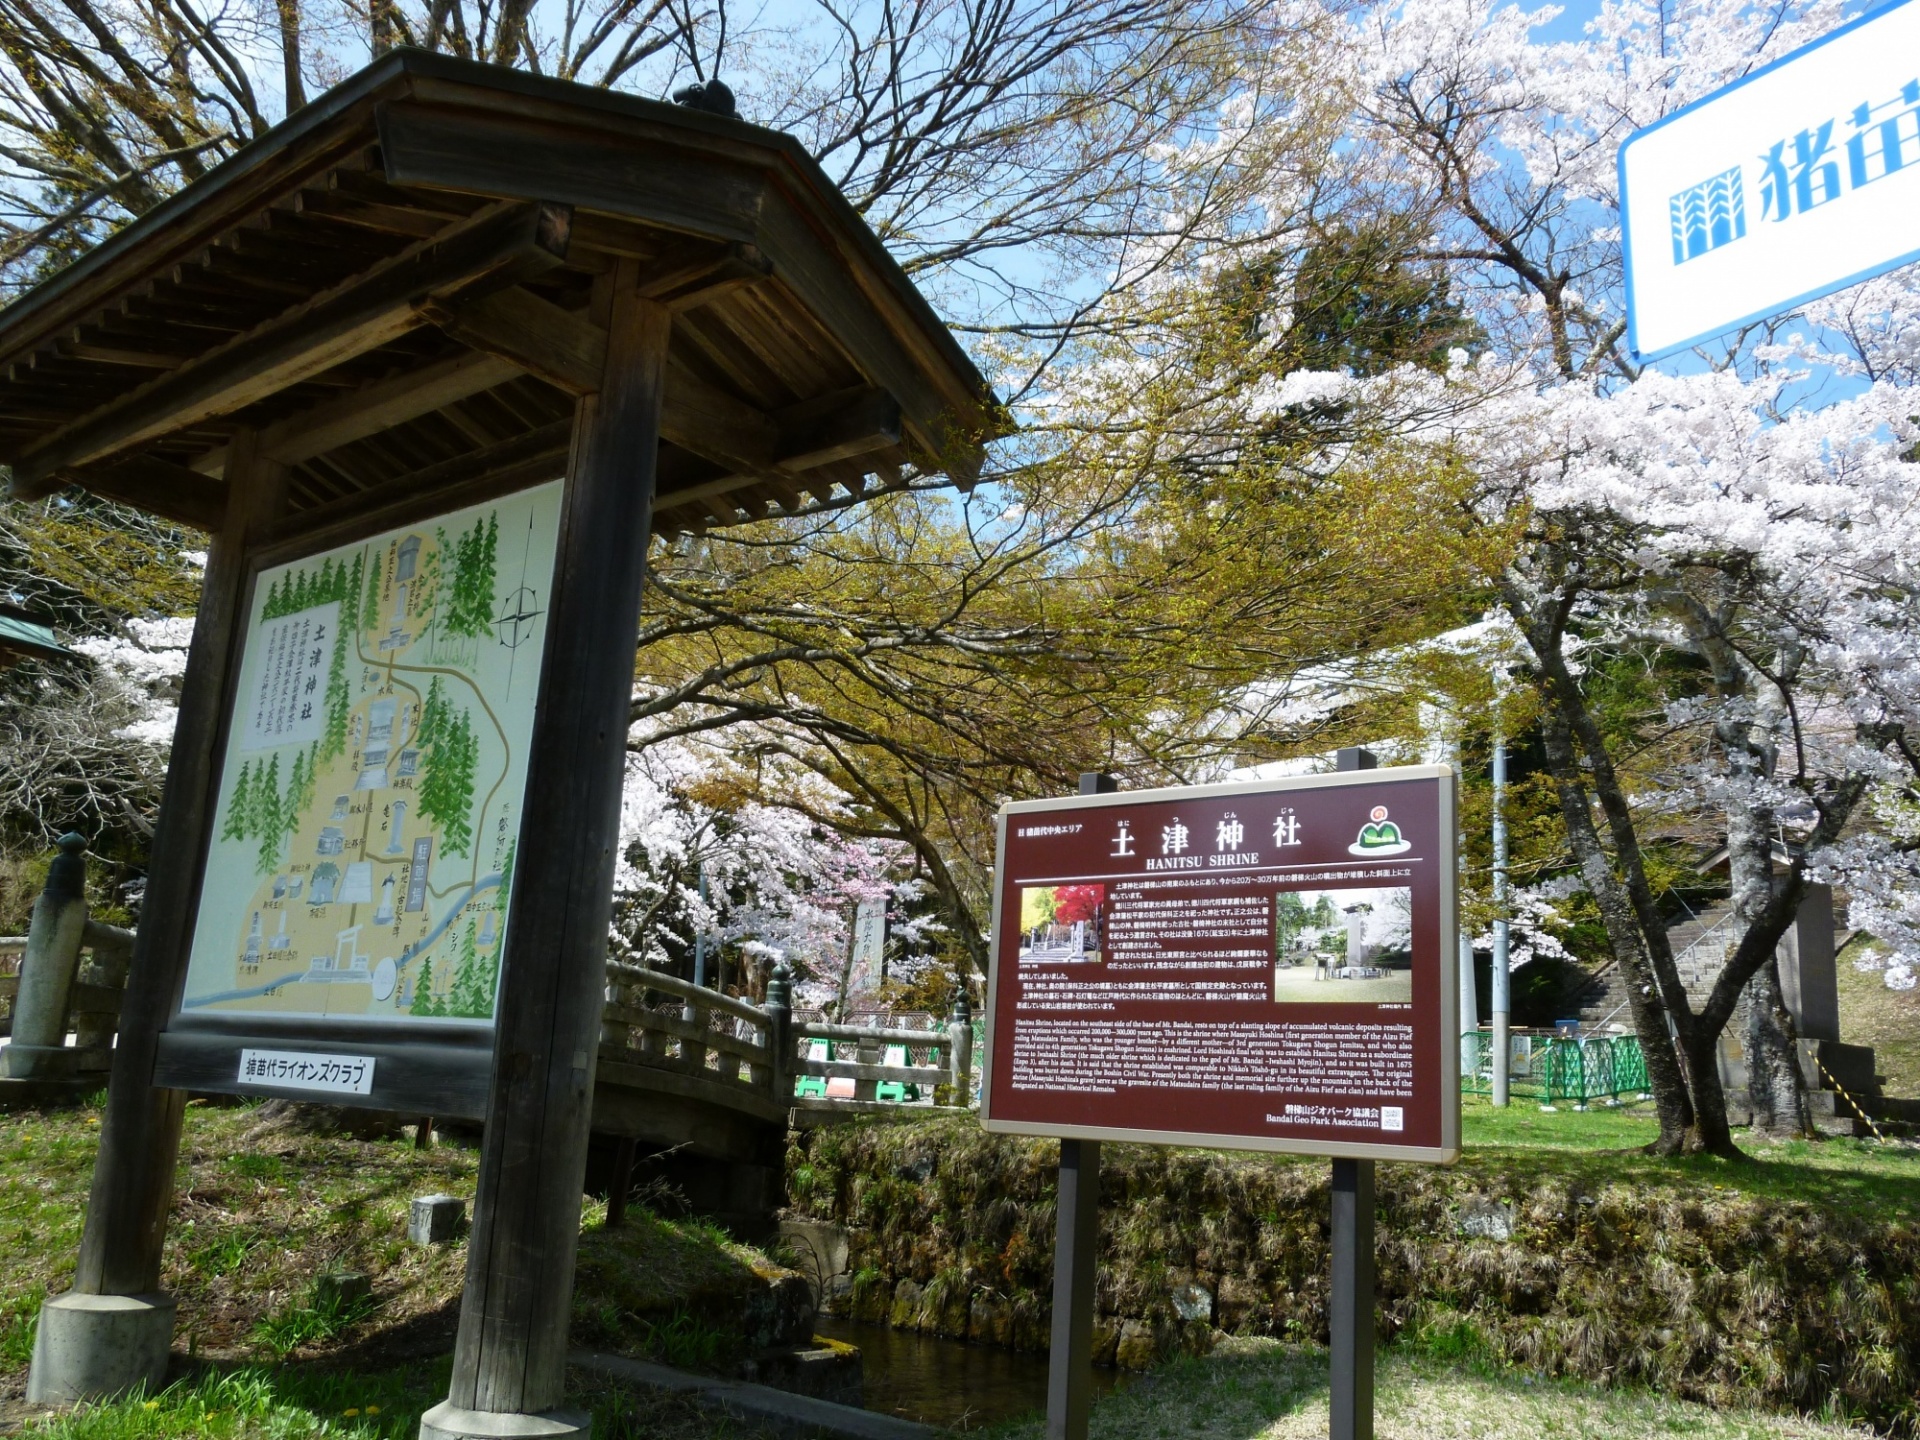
[[765, 963, 792, 1105], [948, 982, 974, 1108]]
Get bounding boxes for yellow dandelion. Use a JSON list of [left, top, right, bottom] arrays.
[[143, 1400, 159, 1410], [366, 1405, 380, 1414], [343, 1407, 359, 1416]]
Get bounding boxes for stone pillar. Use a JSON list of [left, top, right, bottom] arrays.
[[1778, 885, 1840, 1044], [5, 833, 90, 1078]]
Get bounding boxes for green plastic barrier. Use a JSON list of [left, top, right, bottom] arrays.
[[1459, 1031, 1647, 1104]]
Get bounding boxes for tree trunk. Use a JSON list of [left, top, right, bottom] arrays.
[[1532, 701, 1695, 1152], [1723, 792, 1805, 1141], [1745, 957, 1810, 1138], [1679, 1029, 1741, 1156], [277, 0, 305, 112]]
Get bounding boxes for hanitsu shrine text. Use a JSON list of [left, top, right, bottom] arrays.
[[983, 770, 1459, 1161]]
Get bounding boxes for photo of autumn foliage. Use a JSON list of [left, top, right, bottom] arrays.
[[1017, 883, 1107, 962]]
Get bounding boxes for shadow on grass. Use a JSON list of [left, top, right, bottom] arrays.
[[15, 1355, 788, 1440]]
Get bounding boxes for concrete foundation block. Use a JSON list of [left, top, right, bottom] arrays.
[[26, 1291, 177, 1404], [410, 1194, 466, 1245], [3, 1042, 83, 1080], [417, 1400, 590, 1438]]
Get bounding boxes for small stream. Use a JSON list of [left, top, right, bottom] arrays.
[[814, 1317, 1131, 1430]]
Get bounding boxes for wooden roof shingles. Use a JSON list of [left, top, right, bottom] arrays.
[[0, 51, 1003, 539]]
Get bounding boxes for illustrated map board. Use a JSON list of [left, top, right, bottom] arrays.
[[153, 480, 563, 1111], [981, 768, 1460, 1162]]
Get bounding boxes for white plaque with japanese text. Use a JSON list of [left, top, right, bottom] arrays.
[[1621, 0, 1920, 360]]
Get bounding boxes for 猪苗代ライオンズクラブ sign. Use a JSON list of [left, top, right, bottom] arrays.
[[1619, 0, 1920, 360], [981, 767, 1460, 1163]]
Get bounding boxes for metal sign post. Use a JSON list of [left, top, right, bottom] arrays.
[[997, 754, 1459, 1440], [1329, 747, 1376, 1440], [1045, 772, 1115, 1440]]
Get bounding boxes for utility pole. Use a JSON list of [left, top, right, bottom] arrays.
[[1490, 725, 1511, 1107]]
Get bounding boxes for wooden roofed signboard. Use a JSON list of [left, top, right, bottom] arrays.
[[0, 50, 1000, 1117], [11, 53, 999, 1431]]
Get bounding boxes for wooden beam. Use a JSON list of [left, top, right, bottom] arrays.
[[424, 287, 602, 395], [253, 420, 574, 559], [426, 285, 897, 486], [69, 453, 228, 531], [190, 349, 525, 477], [257, 422, 568, 552], [6, 201, 573, 500], [774, 387, 900, 471]]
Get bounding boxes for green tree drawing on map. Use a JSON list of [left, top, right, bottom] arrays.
[[222, 761, 253, 843], [411, 957, 440, 1016], [364, 549, 384, 635], [498, 839, 515, 902], [417, 676, 478, 858], [437, 513, 501, 642], [341, 553, 364, 635], [446, 920, 490, 1018], [253, 752, 283, 874], [321, 620, 350, 762], [284, 750, 307, 843]]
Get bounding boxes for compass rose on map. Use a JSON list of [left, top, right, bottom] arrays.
[[495, 586, 544, 649]]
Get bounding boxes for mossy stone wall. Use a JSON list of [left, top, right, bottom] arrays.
[[786, 1117, 1920, 1435]]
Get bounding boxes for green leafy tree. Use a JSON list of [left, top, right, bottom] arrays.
[[447, 920, 491, 1017], [283, 749, 307, 842], [321, 623, 350, 763], [341, 554, 364, 636], [417, 678, 478, 858]]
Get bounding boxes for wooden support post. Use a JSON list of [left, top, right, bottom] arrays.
[[1330, 745, 1377, 1440], [605, 1138, 636, 1229], [426, 261, 669, 1440], [1330, 1157, 1376, 1440], [948, 988, 973, 1106], [30, 436, 283, 1406], [853, 1030, 880, 1102]]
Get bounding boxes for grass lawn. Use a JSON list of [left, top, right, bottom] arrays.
[[1451, 1093, 1920, 1221], [981, 1338, 1876, 1439], [1836, 932, 1920, 1099], [0, 1097, 801, 1438], [6, 1088, 1920, 1437], [9, 1359, 786, 1439]]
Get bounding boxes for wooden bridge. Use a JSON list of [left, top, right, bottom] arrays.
[[3, 922, 974, 1233]]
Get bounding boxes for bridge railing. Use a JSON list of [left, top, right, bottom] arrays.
[[599, 957, 977, 1120], [601, 959, 783, 1107], [791, 1005, 972, 1109], [1, 918, 135, 1075]]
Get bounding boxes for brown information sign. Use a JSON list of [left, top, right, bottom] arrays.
[[981, 768, 1460, 1162]]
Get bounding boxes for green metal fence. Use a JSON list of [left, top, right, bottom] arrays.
[[1460, 1030, 1649, 1106]]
